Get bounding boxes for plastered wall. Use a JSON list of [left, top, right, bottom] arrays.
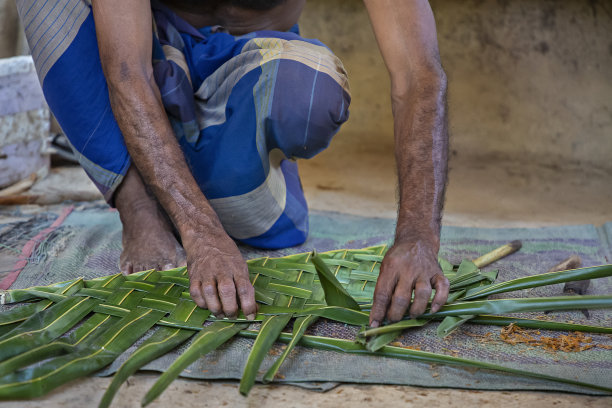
[[300, 0, 612, 170], [0, 0, 18, 59], [1, 0, 610, 170]]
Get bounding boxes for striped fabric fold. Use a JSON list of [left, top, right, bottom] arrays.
[[17, 0, 351, 248]]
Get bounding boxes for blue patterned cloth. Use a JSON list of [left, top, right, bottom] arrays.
[[16, 0, 351, 249]]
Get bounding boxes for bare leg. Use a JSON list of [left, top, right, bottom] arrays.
[[114, 165, 187, 274]]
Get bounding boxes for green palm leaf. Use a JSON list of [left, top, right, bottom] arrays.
[[99, 300, 210, 408], [436, 315, 476, 337], [468, 315, 612, 333], [240, 252, 317, 395], [463, 264, 612, 300], [237, 330, 612, 393], [262, 314, 319, 383], [311, 251, 361, 310], [0, 244, 611, 404], [239, 315, 292, 395], [142, 321, 248, 406]]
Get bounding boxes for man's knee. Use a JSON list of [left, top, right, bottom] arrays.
[[266, 57, 351, 159]]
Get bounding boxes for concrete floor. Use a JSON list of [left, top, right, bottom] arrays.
[[301, 147, 612, 228], [4, 146, 612, 407], [0, 0, 610, 405], [7, 375, 612, 408]]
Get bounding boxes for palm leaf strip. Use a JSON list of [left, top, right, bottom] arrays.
[[142, 321, 248, 406], [0, 245, 610, 404], [238, 330, 612, 393], [239, 252, 316, 396]]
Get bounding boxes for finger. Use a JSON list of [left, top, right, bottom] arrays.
[[189, 280, 207, 309], [120, 261, 133, 276], [149, 262, 160, 271], [386, 278, 415, 322], [136, 263, 153, 272], [235, 276, 256, 320], [217, 278, 238, 318], [408, 279, 432, 318], [370, 273, 398, 326], [430, 274, 450, 313], [159, 258, 174, 271], [202, 279, 223, 317]]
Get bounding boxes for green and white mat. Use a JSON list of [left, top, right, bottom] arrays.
[[0, 204, 611, 402]]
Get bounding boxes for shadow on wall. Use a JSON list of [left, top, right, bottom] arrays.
[[0, 0, 610, 170], [0, 0, 28, 58], [300, 0, 612, 171]]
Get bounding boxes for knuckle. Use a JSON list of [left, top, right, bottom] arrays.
[[373, 293, 391, 307], [382, 257, 401, 271], [437, 275, 450, 287], [202, 284, 217, 297], [218, 282, 235, 297], [392, 294, 410, 307], [415, 279, 431, 289], [237, 266, 250, 277], [237, 284, 254, 297], [415, 286, 431, 298], [189, 284, 202, 297]]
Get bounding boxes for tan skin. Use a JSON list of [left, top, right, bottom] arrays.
[[91, 0, 449, 324]]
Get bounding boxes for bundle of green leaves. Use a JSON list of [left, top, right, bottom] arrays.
[[0, 245, 611, 406]]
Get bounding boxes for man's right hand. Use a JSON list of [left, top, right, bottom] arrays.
[[185, 229, 257, 320], [92, 0, 257, 320]]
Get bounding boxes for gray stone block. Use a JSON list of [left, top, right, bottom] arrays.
[[0, 55, 46, 117], [0, 55, 49, 188]]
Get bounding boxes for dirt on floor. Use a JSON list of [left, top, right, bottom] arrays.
[[4, 375, 612, 408]]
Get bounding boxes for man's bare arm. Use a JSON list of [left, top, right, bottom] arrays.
[[363, 0, 450, 325], [91, 0, 256, 319]]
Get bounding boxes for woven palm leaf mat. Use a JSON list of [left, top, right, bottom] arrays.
[[0, 203, 611, 394]]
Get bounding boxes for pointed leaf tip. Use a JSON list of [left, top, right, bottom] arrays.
[[311, 253, 360, 311]]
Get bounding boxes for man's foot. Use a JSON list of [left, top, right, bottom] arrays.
[[115, 166, 187, 274]]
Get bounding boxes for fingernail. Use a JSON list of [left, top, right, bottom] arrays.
[[247, 314, 255, 321], [431, 304, 440, 313], [370, 320, 380, 328]]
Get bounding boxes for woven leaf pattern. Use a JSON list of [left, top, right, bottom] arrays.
[[1, 244, 612, 405]]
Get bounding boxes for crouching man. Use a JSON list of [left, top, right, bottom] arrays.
[[17, 0, 449, 325]]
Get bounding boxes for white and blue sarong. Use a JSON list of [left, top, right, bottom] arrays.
[[16, 0, 351, 249]]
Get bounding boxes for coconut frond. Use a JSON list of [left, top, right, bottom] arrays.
[[0, 244, 611, 406]]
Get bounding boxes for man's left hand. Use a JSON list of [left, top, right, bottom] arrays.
[[369, 240, 449, 327]]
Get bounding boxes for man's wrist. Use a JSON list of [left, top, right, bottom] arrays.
[[394, 218, 441, 249], [180, 217, 227, 247]]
